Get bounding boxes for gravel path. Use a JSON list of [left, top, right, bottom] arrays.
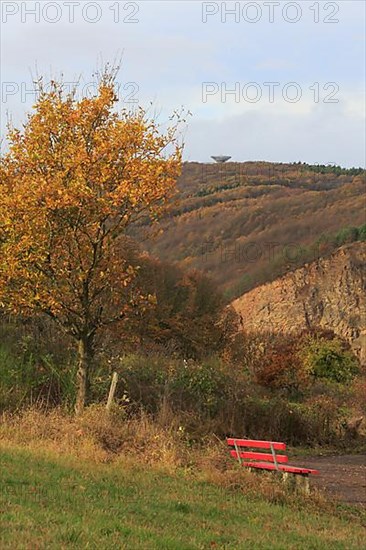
[[293, 455, 366, 506]]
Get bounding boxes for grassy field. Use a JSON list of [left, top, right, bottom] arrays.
[[1, 446, 365, 549]]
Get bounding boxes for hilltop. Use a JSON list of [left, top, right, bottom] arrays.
[[135, 162, 365, 299]]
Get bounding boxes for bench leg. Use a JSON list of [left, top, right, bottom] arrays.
[[282, 473, 310, 494], [295, 474, 310, 495], [282, 472, 296, 491]]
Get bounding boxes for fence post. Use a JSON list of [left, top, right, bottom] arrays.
[[106, 372, 118, 411]]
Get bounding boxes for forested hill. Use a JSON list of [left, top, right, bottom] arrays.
[[135, 161, 365, 300]]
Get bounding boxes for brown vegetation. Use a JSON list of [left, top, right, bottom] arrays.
[[135, 162, 365, 299]]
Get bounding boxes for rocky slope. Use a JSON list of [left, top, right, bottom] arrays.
[[232, 243, 366, 363]]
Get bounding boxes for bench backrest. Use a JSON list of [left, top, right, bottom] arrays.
[[227, 438, 288, 469]]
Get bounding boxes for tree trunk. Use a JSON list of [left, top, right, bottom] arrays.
[[75, 337, 93, 415]]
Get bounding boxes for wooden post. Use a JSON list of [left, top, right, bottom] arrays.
[[106, 372, 118, 411], [296, 475, 310, 495]]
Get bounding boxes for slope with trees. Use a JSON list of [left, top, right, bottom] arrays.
[[135, 162, 365, 299]]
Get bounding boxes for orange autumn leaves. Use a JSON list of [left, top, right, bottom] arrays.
[[0, 75, 183, 338]]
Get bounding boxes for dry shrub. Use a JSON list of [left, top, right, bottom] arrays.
[[0, 407, 107, 462], [0, 405, 187, 469], [196, 461, 329, 511], [254, 337, 310, 394]]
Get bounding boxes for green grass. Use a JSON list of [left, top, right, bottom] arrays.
[[0, 447, 365, 549]]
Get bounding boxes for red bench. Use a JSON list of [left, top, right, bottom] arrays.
[[227, 438, 319, 491]]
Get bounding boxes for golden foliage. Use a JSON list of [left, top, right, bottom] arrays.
[[0, 73, 182, 341]]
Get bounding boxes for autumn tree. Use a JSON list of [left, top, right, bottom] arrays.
[[0, 69, 183, 413], [121, 257, 238, 359]]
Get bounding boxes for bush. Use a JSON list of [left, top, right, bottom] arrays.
[[252, 331, 360, 393], [115, 354, 234, 419], [0, 318, 76, 412], [254, 336, 310, 395], [300, 336, 359, 384], [1, 315, 362, 448], [101, 352, 355, 445]]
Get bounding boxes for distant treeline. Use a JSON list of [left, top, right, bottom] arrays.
[[293, 162, 365, 176]]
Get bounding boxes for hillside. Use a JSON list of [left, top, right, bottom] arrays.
[[135, 162, 365, 299], [232, 242, 366, 363]]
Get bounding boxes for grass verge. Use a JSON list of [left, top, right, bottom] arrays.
[[1, 444, 365, 549]]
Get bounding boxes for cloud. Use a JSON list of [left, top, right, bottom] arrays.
[[184, 100, 366, 168], [1, 0, 365, 167]]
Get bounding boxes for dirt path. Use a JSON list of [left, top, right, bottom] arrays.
[[293, 455, 366, 506]]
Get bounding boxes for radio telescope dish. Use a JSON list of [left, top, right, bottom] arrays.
[[211, 155, 231, 163]]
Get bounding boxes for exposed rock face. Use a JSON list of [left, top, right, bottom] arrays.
[[232, 243, 366, 363]]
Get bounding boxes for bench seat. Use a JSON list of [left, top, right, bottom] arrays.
[[227, 437, 319, 477], [240, 461, 319, 475]]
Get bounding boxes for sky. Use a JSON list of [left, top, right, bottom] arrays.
[[1, 0, 365, 167]]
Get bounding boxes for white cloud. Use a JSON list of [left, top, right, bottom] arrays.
[[1, 0, 365, 167]]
